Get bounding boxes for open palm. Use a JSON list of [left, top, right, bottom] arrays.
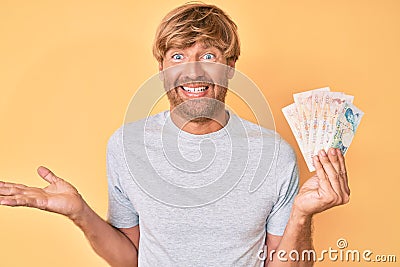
[[0, 166, 84, 219]]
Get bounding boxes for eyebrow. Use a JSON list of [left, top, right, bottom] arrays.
[[166, 46, 221, 54]]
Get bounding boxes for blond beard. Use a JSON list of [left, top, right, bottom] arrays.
[[166, 87, 227, 123]]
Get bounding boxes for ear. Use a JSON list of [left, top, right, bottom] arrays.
[[226, 59, 236, 79]]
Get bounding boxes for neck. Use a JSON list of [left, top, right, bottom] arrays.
[[170, 108, 229, 135]]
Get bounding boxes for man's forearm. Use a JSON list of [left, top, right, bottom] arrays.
[[71, 201, 138, 267], [268, 210, 314, 267]]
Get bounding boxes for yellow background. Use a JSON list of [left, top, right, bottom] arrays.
[[1, 1, 399, 266]]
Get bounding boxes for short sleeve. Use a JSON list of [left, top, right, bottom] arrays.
[[106, 130, 139, 229], [266, 138, 299, 236]]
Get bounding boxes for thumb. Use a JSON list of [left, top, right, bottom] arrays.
[[37, 166, 60, 184]]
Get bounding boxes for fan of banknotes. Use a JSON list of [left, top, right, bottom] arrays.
[[282, 87, 364, 172]]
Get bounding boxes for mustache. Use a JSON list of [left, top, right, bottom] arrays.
[[173, 76, 214, 88]]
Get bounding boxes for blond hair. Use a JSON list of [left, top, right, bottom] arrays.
[[153, 2, 240, 63]]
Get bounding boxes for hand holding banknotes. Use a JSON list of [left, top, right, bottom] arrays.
[[282, 87, 359, 217], [293, 147, 350, 217]]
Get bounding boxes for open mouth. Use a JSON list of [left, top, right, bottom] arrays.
[[180, 85, 209, 93], [179, 83, 211, 97]]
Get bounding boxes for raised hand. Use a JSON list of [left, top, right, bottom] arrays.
[[1, 166, 140, 265], [293, 147, 350, 217], [0, 166, 85, 219]]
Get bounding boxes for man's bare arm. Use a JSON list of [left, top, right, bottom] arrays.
[[0, 166, 138, 267], [267, 148, 350, 267], [71, 203, 139, 266]]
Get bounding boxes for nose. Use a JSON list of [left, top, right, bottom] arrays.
[[182, 60, 206, 80]]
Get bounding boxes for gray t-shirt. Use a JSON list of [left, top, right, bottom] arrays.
[[106, 110, 299, 267]]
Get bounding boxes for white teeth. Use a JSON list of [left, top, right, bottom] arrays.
[[182, 86, 208, 93]]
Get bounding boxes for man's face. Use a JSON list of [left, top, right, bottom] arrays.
[[159, 42, 235, 123]]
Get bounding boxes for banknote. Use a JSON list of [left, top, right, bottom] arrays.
[[282, 103, 312, 169], [313, 92, 354, 156], [327, 102, 364, 155], [282, 103, 302, 147], [308, 91, 326, 158], [282, 88, 362, 172], [293, 87, 330, 171]]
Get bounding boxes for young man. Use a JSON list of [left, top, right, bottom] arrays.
[[0, 3, 350, 267]]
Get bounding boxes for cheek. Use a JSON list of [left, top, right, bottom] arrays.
[[163, 75, 180, 91], [162, 65, 186, 87], [166, 88, 180, 103], [204, 66, 229, 87], [213, 85, 228, 98]]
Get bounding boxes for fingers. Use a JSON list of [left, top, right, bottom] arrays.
[[0, 185, 23, 196], [327, 148, 348, 198], [317, 148, 350, 205], [0, 168, 55, 209], [0, 186, 23, 205], [327, 148, 340, 173], [0, 181, 27, 189], [0, 182, 33, 198], [318, 149, 342, 196], [336, 148, 347, 170], [337, 148, 350, 195], [0, 196, 24, 206], [0, 184, 47, 209], [37, 166, 59, 184], [313, 156, 329, 190], [0, 195, 46, 209]]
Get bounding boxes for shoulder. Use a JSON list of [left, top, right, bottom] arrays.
[[231, 115, 278, 144], [276, 135, 297, 164], [233, 115, 294, 153], [107, 111, 167, 152], [232, 114, 297, 166]]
